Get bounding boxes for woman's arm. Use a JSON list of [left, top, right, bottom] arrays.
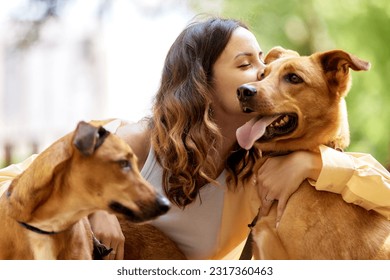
[[257, 145, 390, 224], [314, 145, 390, 219], [256, 150, 322, 223]]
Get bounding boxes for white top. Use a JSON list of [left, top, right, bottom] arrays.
[[141, 148, 226, 260]]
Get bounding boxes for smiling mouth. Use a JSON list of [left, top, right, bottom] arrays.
[[236, 113, 298, 150], [260, 114, 298, 141]]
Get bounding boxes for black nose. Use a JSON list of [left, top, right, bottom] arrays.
[[156, 193, 171, 214], [237, 84, 257, 101]]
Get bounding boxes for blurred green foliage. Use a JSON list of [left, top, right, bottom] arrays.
[[219, 0, 390, 166]]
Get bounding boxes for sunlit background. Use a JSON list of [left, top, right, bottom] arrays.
[[0, 0, 389, 168]]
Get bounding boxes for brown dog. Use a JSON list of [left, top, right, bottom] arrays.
[[236, 47, 390, 259], [0, 121, 171, 259]]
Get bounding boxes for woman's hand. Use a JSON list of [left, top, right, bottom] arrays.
[[89, 210, 125, 260], [256, 151, 322, 225]]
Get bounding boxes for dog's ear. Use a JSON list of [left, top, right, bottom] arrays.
[[6, 134, 73, 222], [318, 50, 370, 96], [73, 121, 109, 156], [265, 46, 300, 64]]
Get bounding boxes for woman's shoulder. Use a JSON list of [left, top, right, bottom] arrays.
[[98, 118, 151, 169]]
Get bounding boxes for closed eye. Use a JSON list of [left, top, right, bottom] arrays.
[[284, 73, 304, 84], [238, 63, 251, 68]]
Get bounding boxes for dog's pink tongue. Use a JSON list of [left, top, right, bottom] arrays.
[[236, 116, 280, 150]]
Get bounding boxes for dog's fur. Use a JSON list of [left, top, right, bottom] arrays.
[[0, 121, 174, 259], [118, 218, 187, 259], [237, 47, 390, 259]]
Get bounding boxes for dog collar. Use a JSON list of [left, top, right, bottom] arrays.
[[18, 221, 59, 235]]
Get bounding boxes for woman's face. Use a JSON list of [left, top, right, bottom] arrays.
[[212, 27, 265, 128]]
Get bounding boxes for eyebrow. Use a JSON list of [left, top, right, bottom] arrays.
[[234, 51, 264, 59]]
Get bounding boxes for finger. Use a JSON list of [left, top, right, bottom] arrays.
[[260, 204, 271, 216], [259, 197, 274, 216], [104, 248, 112, 260], [102, 239, 115, 260], [101, 244, 111, 260], [110, 241, 119, 260], [107, 244, 116, 260], [116, 241, 125, 260], [256, 179, 268, 200], [276, 197, 288, 228], [109, 252, 116, 260], [99, 236, 112, 260]]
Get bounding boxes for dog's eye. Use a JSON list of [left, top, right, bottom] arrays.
[[284, 73, 303, 84], [117, 160, 131, 171]]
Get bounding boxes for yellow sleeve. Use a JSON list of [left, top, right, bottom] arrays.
[[311, 145, 390, 219], [0, 154, 38, 197]]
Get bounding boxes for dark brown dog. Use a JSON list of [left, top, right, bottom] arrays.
[[236, 47, 390, 259], [0, 121, 171, 259]]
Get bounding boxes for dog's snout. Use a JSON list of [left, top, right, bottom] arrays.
[[237, 84, 257, 101], [156, 193, 170, 214]]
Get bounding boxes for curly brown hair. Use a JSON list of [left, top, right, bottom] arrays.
[[149, 17, 253, 207]]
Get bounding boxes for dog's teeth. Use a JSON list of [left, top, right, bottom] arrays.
[[270, 116, 290, 128]]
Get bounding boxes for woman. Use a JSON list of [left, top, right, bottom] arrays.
[[1, 17, 390, 260]]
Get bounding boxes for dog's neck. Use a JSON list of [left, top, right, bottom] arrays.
[[18, 221, 61, 235], [24, 196, 95, 234], [18, 169, 97, 234]]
